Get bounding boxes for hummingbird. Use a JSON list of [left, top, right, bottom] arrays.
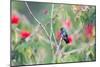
[[60, 27, 71, 44]]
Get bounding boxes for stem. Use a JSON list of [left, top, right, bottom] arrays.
[[50, 4, 62, 62], [55, 37, 62, 56], [25, 2, 49, 39], [50, 4, 58, 45], [50, 4, 54, 45]]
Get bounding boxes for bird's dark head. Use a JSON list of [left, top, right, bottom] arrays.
[[60, 27, 64, 32]]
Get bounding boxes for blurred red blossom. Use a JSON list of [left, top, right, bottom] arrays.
[[20, 30, 31, 39], [67, 35, 73, 45], [55, 31, 61, 40], [84, 23, 93, 39], [11, 15, 19, 25], [63, 18, 72, 30], [42, 8, 48, 15]]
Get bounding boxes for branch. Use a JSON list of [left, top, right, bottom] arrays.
[[50, 4, 58, 45], [25, 2, 49, 39]]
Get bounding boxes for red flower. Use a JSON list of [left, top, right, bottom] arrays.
[[42, 8, 48, 15], [67, 35, 73, 45], [63, 18, 72, 30], [20, 30, 30, 39], [55, 31, 61, 40], [84, 24, 93, 38], [11, 15, 19, 25]]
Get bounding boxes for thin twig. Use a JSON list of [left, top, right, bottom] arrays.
[[55, 37, 62, 55], [50, 4, 58, 45], [50, 4, 54, 45], [25, 2, 49, 38], [50, 4, 63, 62], [59, 38, 62, 46]]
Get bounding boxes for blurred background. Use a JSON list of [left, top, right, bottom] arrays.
[[11, 1, 96, 66]]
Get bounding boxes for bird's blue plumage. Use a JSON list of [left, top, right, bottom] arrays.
[[60, 27, 69, 43]]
